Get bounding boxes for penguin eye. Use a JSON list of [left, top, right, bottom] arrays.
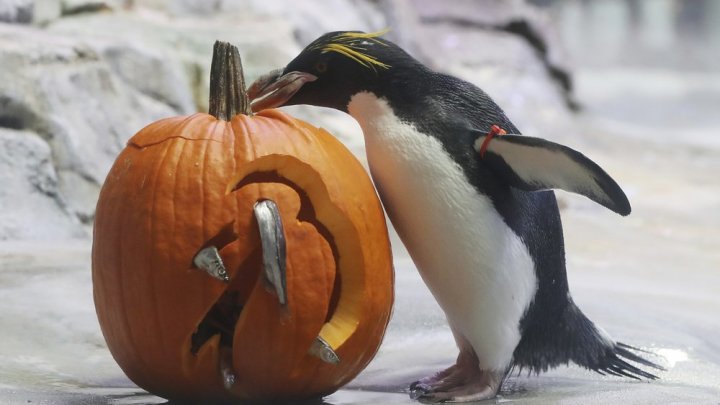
[[315, 61, 328, 73]]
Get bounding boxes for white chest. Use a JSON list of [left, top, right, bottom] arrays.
[[348, 92, 538, 371]]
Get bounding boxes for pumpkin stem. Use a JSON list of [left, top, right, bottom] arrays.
[[209, 40, 252, 120]]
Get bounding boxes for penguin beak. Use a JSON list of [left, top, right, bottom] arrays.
[[248, 69, 317, 112]]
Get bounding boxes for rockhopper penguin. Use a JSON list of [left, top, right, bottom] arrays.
[[248, 31, 662, 402]]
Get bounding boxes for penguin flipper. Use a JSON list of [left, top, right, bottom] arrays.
[[474, 133, 631, 216]]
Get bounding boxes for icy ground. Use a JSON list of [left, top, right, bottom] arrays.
[[2, 45, 720, 405]]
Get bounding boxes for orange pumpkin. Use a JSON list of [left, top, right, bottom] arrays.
[[91, 42, 393, 402]]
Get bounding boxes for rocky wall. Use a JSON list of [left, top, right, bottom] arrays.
[[0, 0, 573, 239]]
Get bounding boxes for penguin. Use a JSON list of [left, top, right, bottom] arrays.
[[248, 31, 662, 402]]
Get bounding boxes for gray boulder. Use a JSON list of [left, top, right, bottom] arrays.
[[0, 23, 183, 232], [396, 0, 576, 137], [0, 128, 84, 239], [0, 1, 575, 240], [0, 0, 32, 23], [46, 10, 299, 112]]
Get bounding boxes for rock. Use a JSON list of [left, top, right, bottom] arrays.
[[0, 23, 182, 229], [129, 0, 386, 45], [222, 0, 386, 45], [0, 1, 576, 240], [0, 0, 32, 23], [101, 43, 196, 114], [0, 128, 85, 240], [400, 0, 575, 138], [0, 0, 64, 26], [0, 9, 304, 239], [141, 0, 222, 16], [33, 0, 62, 24], [61, 0, 123, 16], [46, 10, 300, 112], [377, 0, 426, 61], [282, 105, 366, 165]]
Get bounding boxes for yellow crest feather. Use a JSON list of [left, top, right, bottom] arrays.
[[309, 29, 391, 71]]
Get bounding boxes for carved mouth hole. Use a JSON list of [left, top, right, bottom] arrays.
[[190, 248, 263, 356], [234, 171, 341, 322], [189, 170, 342, 371], [190, 291, 242, 355]]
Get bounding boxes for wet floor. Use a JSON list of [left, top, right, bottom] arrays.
[[1, 214, 719, 404]]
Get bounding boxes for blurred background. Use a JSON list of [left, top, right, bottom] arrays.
[[1, 0, 718, 403]]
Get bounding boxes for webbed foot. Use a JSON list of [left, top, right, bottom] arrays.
[[410, 366, 503, 403]]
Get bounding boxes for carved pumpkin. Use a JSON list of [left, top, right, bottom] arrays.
[[91, 42, 393, 402]]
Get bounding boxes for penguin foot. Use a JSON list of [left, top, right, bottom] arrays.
[[409, 365, 458, 399], [409, 367, 503, 403]]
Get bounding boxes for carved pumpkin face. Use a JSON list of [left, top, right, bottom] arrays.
[[92, 109, 394, 401]]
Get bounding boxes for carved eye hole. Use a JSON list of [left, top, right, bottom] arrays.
[[315, 61, 328, 73]]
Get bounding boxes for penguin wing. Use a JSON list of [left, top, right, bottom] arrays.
[[474, 133, 631, 216]]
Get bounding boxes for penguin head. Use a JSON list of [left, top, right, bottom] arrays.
[[249, 30, 418, 112]]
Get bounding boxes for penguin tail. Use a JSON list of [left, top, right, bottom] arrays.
[[589, 341, 665, 380], [512, 301, 665, 380]]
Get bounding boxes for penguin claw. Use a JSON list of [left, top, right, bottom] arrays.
[[409, 382, 433, 400], [409, 366, 503, 403]]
